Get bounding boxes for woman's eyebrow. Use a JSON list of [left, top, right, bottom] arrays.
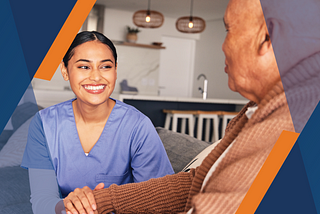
[[75, 59, 91, 63], [75, 59, 114, 64], [101, 59, 114, 64]]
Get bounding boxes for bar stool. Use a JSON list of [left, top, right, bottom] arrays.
[[220, 111, 239, 137], [163, 110, 197, 137], [196, 111, 221, 142]]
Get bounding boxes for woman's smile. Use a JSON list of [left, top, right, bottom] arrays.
[[83, 84, 106, 94]]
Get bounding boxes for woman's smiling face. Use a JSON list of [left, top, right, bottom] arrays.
[[61, 40, 117, 106]]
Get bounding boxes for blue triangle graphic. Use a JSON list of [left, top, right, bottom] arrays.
[[255, 142, 316, 213], [297, 101, 320, 213]]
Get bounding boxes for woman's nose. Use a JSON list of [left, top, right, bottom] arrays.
[[89, 68, 101, 81]]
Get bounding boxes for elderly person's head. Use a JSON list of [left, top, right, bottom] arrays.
[[261, 0, 320, 75], [222, 0, 279, 104]]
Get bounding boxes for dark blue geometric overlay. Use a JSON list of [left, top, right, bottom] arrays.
[[0, 0, 30, 133], [0, 0, 76, 133], [297, 102, 320, 213], [9, 0, 76, 79], [256, 139, 317, 213]]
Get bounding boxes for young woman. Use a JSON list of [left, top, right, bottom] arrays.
[[21, 31, 174, 214]]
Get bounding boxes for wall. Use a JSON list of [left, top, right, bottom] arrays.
[[32, 65, 69, 91], [192, 19, 245, 100], [114, 45, 160, 95], [103, 9, 200, 44]]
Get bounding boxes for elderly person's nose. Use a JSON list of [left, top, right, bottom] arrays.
[[222, 40, 226, 53]]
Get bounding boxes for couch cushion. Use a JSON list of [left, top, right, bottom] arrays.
[[0, 102, 42, 152], [0, 130, 13, 151], [0, 117, 33, 168], [0, 166, 32, 213], [11, 102, 41, 131], [182, 140, 221, 172], [0, 203, 33, 214], [156, 127, 210, 173]]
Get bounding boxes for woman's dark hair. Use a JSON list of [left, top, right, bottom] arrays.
[[63, 31, 117, 67]]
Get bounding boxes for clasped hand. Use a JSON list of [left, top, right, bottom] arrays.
[[63, 183, 104, 214]]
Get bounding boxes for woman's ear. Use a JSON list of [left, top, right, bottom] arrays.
[[60, 62, 69, 81]]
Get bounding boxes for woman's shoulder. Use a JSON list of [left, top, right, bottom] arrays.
[[112, 98, 147, 120], [39, 99, 74, 117]]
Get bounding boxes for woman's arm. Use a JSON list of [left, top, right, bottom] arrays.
[[22, 114, 62, 213], [94, 170, 195, 214], [29, 168, 62, 214]]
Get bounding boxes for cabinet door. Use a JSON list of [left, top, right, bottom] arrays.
[[158, 36, 195, 97]]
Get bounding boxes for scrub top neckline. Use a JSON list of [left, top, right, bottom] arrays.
[[70, 97, 117, 156]]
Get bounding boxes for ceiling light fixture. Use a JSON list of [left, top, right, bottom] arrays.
[[176, 0, 206, 33], [133, 0, 164, 28]]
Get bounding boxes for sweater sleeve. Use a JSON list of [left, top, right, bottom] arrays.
[[94, 170, 195, 214]]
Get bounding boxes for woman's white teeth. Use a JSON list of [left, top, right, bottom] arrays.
[[85, 85, 105, 90]]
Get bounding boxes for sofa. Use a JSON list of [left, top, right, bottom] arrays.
[[0, 102, 211, 214]]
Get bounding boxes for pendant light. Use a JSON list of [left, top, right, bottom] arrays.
[[133, 0, 164, 28], [176, 0, 206, 33]]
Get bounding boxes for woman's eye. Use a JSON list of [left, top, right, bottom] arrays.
[[78, 65, 89, 69], [102, 65, 112, 69]]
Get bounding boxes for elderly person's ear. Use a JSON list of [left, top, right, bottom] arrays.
[[259, 18, 279, 56], [259, 31, 272, 56], [60, 62, 69, 81]]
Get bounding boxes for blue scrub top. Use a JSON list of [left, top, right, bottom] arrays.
[[21, 98, 174, 197]]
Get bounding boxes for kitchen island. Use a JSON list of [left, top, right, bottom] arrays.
[[118, 94, 248, 127]]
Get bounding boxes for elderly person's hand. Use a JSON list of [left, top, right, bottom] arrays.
[[64, 183, 104, 214]]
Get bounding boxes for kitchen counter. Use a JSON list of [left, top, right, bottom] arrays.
[[118, 94, 249, 105], [118, 94, 248, 128]]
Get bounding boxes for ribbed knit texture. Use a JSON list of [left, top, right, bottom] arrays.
[[188, 81, 292, 214], [183, 101, 252, 212], [94, 171, 195, 213], [280, 51, 320, 132], [92, 51, 320, 213]]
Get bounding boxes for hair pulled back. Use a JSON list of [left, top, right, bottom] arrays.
[[63, 31, 117, 67]]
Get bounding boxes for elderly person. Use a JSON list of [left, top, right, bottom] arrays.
[[64, 0, 299, 213]]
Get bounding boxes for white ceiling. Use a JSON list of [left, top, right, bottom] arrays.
[[95, 0, 228, 21]]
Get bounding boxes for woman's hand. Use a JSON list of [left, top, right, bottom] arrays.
[[64, 183, 104, 214]]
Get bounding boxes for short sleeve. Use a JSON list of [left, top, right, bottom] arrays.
[[21, 112, 54, 170], [130, 116, 174, 182]]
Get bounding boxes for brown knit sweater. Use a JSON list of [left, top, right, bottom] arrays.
[[93, 78, 294, 214]]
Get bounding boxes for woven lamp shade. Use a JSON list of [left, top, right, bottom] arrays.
[[133, 10, 164, 28], [176, 16, 206, 33]]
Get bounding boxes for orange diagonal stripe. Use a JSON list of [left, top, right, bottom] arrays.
[[236, 130, 299, 214], [34, 0, 96, 80]]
